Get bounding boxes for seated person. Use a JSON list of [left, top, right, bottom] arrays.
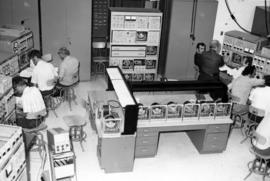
[[57, 47, 79, 86], [29, 50, 58, 96], [230, 65, 264, 109], [252, 112, 270, 156], [248, 75, 270, 122], [13, 76, 47, 129]]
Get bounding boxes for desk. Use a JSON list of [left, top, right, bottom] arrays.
[[136, 119, 232, 157], [88, 90, 233, 172]]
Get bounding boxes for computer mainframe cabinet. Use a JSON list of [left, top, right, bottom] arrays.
[[109, 7, 162, 81]]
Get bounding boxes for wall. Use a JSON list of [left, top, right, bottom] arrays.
[[213, 0, 265, 43], [41, 0, 91, 81], [0, 0, 40, 50]]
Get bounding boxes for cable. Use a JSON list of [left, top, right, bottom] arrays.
[[264, 0, 269, 35], [224, 0, 261, 37]]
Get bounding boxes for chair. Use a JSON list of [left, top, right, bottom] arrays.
[[244, 132, 270, 181], [241, 106, 265, 144], [23, 116, 47, 157], [44, 91, 61, 117], [228, 92, 249, 128], [60, 71, 79, 111], [63, 115, 87, 152], [92, 41, 109, 79]]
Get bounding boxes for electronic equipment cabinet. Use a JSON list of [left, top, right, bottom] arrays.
[[109, 8, 162, 81], [0, 124, 27, 181]]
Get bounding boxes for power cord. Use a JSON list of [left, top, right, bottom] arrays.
[[224, 0, 262, 37]]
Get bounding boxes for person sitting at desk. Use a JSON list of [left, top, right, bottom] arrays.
[[29, 50, 58, 96], [248, 75, 270, 122], [230, 65, 265, 105], [57, 47, 79, 86], [13, 76, 47, 129]]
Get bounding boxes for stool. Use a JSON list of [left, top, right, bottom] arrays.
[[63, 115, 87, 152], [23, 120, 47, 157], [92, 42, 109, 79], [228, 92, 248, 128], [60, 82, 79, 111], [245, 132, 270, 181], [44, 91, 60, 117], [241, 106, 265, 144]]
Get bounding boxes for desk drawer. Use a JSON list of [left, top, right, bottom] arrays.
[[137, 128, 158, 137], [136, 136, 158, 146], [135, 145, 157, 158], [203, 133, 228, 152], [206, 124, 230, 133]]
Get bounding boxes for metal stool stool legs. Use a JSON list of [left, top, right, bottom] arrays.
[[44, 95, 58, 117], [69, 125, 87, 152]]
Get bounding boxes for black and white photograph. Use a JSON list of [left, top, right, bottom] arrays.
[[2, 1, 267, 180]]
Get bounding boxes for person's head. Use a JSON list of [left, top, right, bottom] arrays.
[[264, 75, 270, 86], [12, 76, 27, 96], [243, 56, 253, 66], [241, 65, 256, 77], [28, 49, 42, 65], [57, 47, 70, 60], [209, 40, 221, 53], [196, 42, 206, 54]]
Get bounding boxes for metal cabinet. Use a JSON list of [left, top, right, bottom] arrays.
[[187, 124, 230, 153], [97, 134, 136, 173], [164, 0, 218, 80]]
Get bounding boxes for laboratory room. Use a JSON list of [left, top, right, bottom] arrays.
[[1, 0, 270, 181]]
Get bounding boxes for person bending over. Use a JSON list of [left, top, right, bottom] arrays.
[[230, 65, 265, 106], [13, 76, 47, 129], [29, 50, 58, 96]]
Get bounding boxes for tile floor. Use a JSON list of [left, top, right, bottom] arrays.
[[29, 77, 264, 181]]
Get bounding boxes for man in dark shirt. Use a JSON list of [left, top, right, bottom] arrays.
[[194, 42, 206, 79], [195, 40, 224, 81]]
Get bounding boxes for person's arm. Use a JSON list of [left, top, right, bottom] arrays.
[[250, 78, 265, 87], [31, 68, 38, 87], [194, 53, 201, 67], [219, 56, 225, 67], [58, 63, 65, 81]]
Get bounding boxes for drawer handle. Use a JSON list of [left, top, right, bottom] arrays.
[[141, 149, 148, 152], [143, 134, 150, 137], [142, 141, 149, 144]]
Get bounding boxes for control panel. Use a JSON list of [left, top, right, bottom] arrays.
[[0, 31, 33, 54], [47, 128, 71, 154], [92, 0, 109, 38], [222, 30, 269, 68]]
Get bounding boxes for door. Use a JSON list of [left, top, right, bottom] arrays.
[[164, 0, 193, 80]]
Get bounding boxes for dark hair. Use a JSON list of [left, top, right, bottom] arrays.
[[264, 75, 270, 86], [58, 47, 70, 56], [12, 76, 26, 89], [196, 42, 206, 49], [241, 65, 256, 76], [243, 56, 253, 66], [28, 49, 42, 59]]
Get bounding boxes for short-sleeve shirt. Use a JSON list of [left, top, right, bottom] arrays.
[[59, 56, 79, 86]]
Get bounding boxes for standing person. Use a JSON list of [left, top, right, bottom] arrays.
[[29, 50, 58, 96], [195, 40, 224, 81], [57, 47, 80, 86], [194, 42, 206, 79]]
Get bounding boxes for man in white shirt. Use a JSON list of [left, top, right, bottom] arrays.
[[13, 76, 47, 129], [253, 112, 270, 155], [57, 47, 79, 86], [29, 50, 58, 96]]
